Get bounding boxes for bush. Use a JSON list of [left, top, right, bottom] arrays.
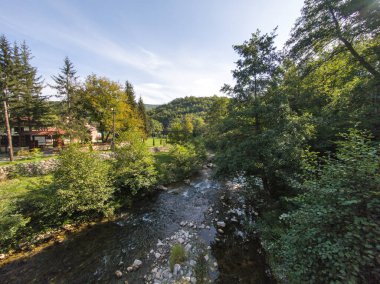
[[0, 201, 30, 252], [274, 129, 380, 283], [160, 142, 206, 183], [113, 135, 157, 196], [53, 145, 114, 220], [169, 244, 187, 271]]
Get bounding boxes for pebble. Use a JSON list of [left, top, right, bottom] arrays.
[[115, 270, 123, 278], [173, 264, 181, 276], [218, 229, 224, 234], [217, 221, 226, 227], [155, 252, 161, 259], [204, 255, 209, 261], [178, 237, 185, 244]]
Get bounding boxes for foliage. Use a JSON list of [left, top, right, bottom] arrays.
[[113, 132, 157, 196], [148, 96, 225, 129], [0, 200, 30, 251], [82, 75, 142, 142], [169, 244, 187, 271], [53, 145, 114, 220], [160, 142, 206, 183], [288, 0, 380, 80], [268, 130, 380, 282]]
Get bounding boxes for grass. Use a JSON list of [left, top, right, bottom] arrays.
[[0, 175, 53, 201], [145, 137, 169, 147], [169, 244, 187, 271], [0, 155, 55, 167]]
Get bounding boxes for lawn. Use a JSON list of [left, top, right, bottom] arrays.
[[0, 155, 55, 167], [145, 137, 169, 147], [0, 175, 53, 201]]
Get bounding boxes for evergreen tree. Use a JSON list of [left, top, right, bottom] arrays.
[[51, 56, 78, 116], [124, 81, 137, 110], [137, 96, 149, 135], [0, 35, 16, 160]]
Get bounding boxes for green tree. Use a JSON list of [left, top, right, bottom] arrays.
[[83, 75, 136, 142], [137, 96, 149, 136], [51, 56, 79, 116], [124, 80, 137, 110], [0, 35, 16, 160], [288, 0, 380, 80]]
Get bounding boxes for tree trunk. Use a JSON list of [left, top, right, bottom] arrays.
[[3, 100, 14, 161]]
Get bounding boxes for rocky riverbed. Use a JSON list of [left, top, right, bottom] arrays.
[[0, 168, 273, 283]]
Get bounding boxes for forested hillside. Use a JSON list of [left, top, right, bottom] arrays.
[[148, 96, 224, 128]]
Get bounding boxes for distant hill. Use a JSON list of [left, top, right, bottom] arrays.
[[148, 96, 225, 128], [144, 104, 160, 111]]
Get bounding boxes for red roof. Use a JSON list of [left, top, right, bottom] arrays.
[[31, 128, 66, 136]]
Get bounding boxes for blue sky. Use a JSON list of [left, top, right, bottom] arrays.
[[1, 0, 304, 104]]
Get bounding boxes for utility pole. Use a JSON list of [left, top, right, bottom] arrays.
[[111, 107, 115, 151], [3, 99, 14, 161]]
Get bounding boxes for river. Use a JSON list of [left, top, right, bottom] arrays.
[[0, 168, 274, 284]]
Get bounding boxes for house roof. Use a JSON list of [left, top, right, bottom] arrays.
[[31, 128, 66, 136]]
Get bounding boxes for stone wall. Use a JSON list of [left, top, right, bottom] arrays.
[[0, 158, 58, 181]]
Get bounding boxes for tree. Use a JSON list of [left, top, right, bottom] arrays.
[[288, 0, 380, 80], [216, 29, 310, 197], [13, 42, 46, 148], [0, 35, 16, 160], [124, 81, 137, 110], [137, 96, 149, 136], [83, 75, 135, 142], [51, 56, 79, 116]]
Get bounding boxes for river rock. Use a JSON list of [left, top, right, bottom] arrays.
[[177, 237, 185, 244], [127, 266, 134, 272], [204, 255, 209, 261], [133, 259, 142, 267], [157, 239, 164, 246], [218, 229, 224, 234], [184, 179, 191, 185], [217, 221, 226, 227], [173, 264, 181, 276], [189, 259, 197, 266], [185, 243, 192, 252], [156, 185, 168, 191], [191, 277, 197, 283], [115, 270, 123, 278], [155, 252, 161, 259]]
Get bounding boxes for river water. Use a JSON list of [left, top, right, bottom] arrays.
[[0, 168, 273, 284]]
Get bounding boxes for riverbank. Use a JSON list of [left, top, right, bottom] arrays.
[[0, 167, 274, 283]]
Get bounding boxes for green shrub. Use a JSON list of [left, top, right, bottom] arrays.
[[274, 129, 380, 283], [0, 200, 30, 251], [53, 145, 114, 220], [160, 143, 206, 183], [169, 244, 187, 271], [113, 135, 157, 196]]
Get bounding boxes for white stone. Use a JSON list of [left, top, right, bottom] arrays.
[[155, 252, 161, 259], [173, 264, 181, 276], [115, 270, 123, 278], [132, 259, 142, 268], [204, 255, 209, 261], [185, 243, 192, 252], [191, 277, 197, 284], [217, 221, 226, 227], [178, 237, 185, 244]]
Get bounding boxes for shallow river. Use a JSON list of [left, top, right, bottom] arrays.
[[0, 168, 274, 284]]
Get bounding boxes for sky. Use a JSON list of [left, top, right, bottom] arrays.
[[1, 0, 304, 104]]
